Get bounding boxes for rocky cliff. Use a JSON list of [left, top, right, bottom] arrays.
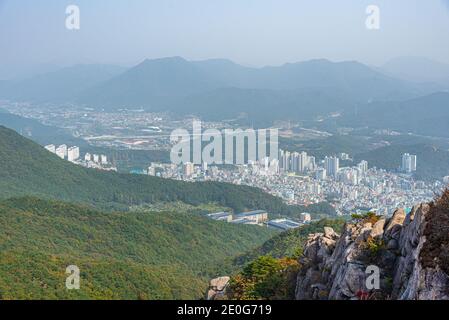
[[205, 276, 230, 300], [295, 198, 449, 300]]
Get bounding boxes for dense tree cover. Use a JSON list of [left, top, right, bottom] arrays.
[[0, 125, 332, 216], [0, 197, 275, 299], [0, 126, 340, 299], [228, 256, 299, 300], [226, 219, 346, 300], [233, 218, 346, 267]]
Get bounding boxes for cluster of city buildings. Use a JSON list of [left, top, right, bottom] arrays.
[[84, 153, 108, 165], [44, 144, 80, 162], [145, 150, 437, 218], [206, 210, 311, 231], [5, 103, 435, 222], [279, 150, 316, 173], [44, 144, 116, 171]]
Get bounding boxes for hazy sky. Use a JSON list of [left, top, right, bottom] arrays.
[[1, 0, 449, 77]]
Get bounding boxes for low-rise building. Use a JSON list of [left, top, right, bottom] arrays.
[[299, 212, 312, 222], [234, 210, 268, 224], [229, 217, 259, 225], [207, 212, 233, 222], [267, 218, 301, 230]]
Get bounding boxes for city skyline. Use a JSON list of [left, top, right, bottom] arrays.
[[1, 1, 448, 302]]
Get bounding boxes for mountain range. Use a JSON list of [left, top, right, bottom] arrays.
[[0, 64, 126, 103], [381, 56, 449, 86], [2, 57, 444, 122], [340, 92, 449, 138], [1, 55, 449, 300], [1, 56, 449, 135]]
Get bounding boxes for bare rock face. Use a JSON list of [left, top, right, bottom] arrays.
[[392, 204, 429, 299], [384, 208, 406, 240], [370, 219, 386, 239], [206, 276, 230, 300], [295, 230, 339, 299], [394, 203, 449, 300], [295, 204, 449, 300]]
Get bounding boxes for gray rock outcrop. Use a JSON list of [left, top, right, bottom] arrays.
[[295, 204, 449, 300], [206, 276, 230, 300]]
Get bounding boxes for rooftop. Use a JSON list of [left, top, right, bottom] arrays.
[[235, 210, 267, 217]]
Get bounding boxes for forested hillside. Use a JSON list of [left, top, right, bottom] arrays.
[[0, 197, 275, 299], [0, 125, 307, 215], [225, 219, 346, 300]]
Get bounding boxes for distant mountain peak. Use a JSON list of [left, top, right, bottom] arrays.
[[381, 56, 449, 84], [141, 56, 188, 64]]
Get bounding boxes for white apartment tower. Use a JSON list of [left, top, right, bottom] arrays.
[[55, 144, 67, 159], [401, 153, 417, 173], [183, 162, 194, 177], [281, 150, 291, 172], [44, 144, 56, 153], [357, 160, 368, 175], [67, 146, 80, 162], [291, 152, 300, 173], [325, 156, 339, 178], [315, 168, 327, 180]]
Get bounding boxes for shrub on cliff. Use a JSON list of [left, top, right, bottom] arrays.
[[228, 256, 299, 300], [421, 188, 449, 275]]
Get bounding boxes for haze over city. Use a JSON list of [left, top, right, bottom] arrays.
[[1, 0, 449, 304], [1, 0, 449, 79]]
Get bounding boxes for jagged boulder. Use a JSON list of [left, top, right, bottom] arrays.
[[384, 208, 406, 240], [206, 276, 230, 300], [329, 262, 367, 299], [295, 203, 449, 300], [295, 228, 339, 300], [371, 219, 386, 239], [394, 201, 449, 300], [392, 204, 429, 298]]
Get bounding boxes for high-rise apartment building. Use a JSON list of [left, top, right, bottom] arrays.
[[357, 160, 368, 175], [67, 146, 80, 162], [183, 162, 194, 177], [401, 153, 417, 173], [315, 168, 327, 180], [55, 144, 67, 159], [325, 156, 339, 178], [44, 144, 56, 153]]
